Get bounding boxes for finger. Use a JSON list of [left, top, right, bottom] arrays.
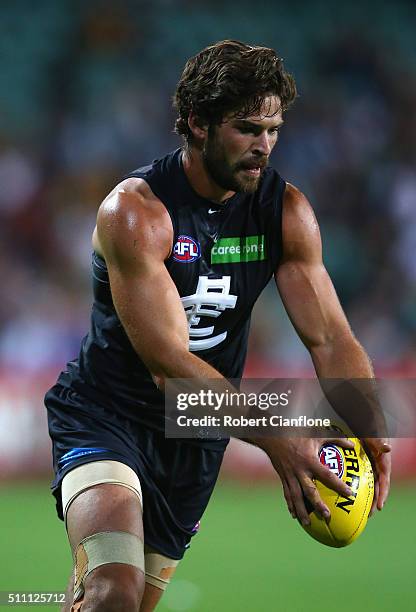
[[316, 464, 353, 498], [364, 438, 392, 457], [287, 478, 311, 526], [377, 475, 389, 510], [376, 459, 391, 510], [369, 450, 380, 517], [281, 479, 296, 519], [369, 479, 379, 517], [380, 441, 392, 453], [365, 441, 391, 513], [300, 477, 330, 521]]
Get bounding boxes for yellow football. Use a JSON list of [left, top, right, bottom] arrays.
[[303, 438, 374, 547]]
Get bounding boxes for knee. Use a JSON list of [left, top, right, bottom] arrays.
[[81, 565, 145, 612], [81, 588, 140, 612]]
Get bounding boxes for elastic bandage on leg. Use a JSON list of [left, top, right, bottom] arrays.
[[144, 546, 179, 591], [61, 461, 144, 603], [61, 460, 143, 524], [74, 531, 144, 602]]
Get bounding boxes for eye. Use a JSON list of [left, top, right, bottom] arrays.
[[269, 127, 281, 136], [238, 125, 255, 134]]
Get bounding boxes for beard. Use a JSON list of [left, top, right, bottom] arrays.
[[202, 130, 266, 194]]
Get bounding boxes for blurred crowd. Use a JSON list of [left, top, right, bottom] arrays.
[[1, 0, 415, 375]]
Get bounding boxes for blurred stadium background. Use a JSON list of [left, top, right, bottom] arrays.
[[0, 0, 415, 610]]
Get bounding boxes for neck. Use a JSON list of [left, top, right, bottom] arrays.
[[181, 146, 235, 204]]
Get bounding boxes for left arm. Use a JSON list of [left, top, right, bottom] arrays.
[[274, 183, 391, 514]]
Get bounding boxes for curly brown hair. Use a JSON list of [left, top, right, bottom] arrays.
[[173, 40, 297, 143]]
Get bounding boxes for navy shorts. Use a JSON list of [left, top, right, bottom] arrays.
[[45, 383, 226, 559]]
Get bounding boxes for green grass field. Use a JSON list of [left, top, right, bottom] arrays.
[[0, 480, 415, 611]]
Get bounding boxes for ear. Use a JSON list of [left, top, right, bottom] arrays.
[[188, 112, 208, 143]]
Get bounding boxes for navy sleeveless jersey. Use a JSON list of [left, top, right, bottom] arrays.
[[56, 149, 286, 444]]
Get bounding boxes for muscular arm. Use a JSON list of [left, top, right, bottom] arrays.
[[273, 183, 391, 514], [95, 179, 224, 388], [275, 183, 371, 378]]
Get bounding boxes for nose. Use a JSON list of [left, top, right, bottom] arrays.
[[252, 131, 272, 156]]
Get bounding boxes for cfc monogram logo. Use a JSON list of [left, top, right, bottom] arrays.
[[181, 276, 237, 351]]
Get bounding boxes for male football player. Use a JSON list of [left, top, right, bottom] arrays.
[[45, 40, 391, 611]]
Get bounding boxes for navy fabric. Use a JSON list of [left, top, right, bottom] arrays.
[[46, 384, 224, 559]]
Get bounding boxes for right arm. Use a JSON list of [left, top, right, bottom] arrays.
[[95, 179, 224, 388]]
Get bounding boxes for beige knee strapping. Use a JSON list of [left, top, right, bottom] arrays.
[[74, 531, 145, 602], [61, 460, 143, 523], [62, 461, 177, 594], [144, 546, 179, 591]]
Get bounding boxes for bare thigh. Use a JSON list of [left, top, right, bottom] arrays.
[[65, 483, 145, 611]]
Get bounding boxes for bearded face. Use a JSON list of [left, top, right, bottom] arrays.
[[200, 96, 283, 194], [202, 125, 268, 194]]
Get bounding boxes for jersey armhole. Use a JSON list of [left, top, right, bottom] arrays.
[[273, 175, 287, 269]]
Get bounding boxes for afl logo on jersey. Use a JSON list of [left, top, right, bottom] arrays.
[[173, 235, 201, 263]]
